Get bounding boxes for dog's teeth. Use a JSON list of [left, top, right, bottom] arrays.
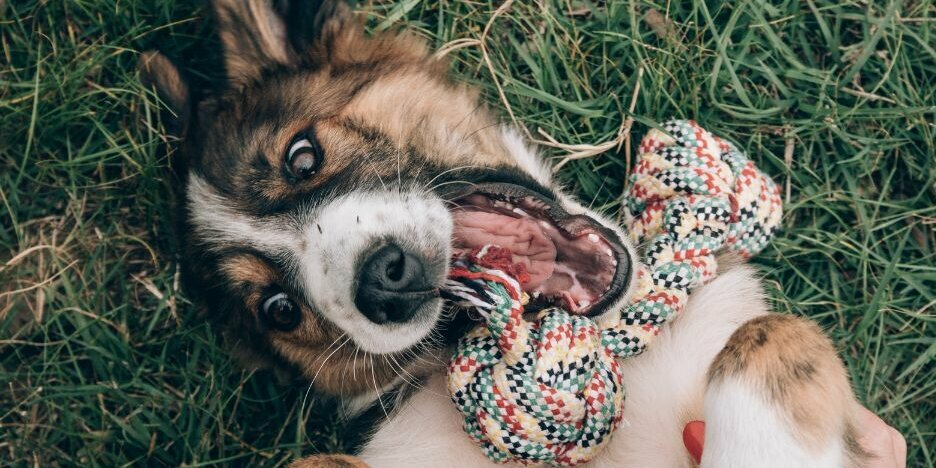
[[579, 299, 590, 307], [512, 207, 527, 216], [587, 233, 600, 243]]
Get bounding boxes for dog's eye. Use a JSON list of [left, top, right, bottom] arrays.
[[285, 132, 323, 180], [260, 292, 302, 331]]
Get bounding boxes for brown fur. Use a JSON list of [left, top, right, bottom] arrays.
[[339, 72, 514, 169], [844, 422, 874, 467]]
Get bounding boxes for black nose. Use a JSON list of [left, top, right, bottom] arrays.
[[354, 244, 438, 324]]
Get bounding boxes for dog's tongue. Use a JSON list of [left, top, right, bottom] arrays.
[[451, 210, 556, 290], [450, 209, 602, 313]]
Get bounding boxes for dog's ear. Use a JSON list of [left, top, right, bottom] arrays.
[[139, 51, 191, 135], [211, 0, 352, 85], [278, 0, 354, 55]]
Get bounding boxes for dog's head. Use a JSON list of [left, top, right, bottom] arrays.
[[142, 0, 635, 397]]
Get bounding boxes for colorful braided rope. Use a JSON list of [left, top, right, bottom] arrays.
[[445, 120, 783, 466]]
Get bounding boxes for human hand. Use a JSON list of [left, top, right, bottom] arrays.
[[856, 405, 907, 468], [682, 406, 906, 467]]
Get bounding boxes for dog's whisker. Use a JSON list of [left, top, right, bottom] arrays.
[[386, 352, 424, 391], [367, 158, 389, 191], [587, 179, 607, 211], [369, 354, 391, 423], [452, 102, 484, 134], [427, 179, 482, 195], [302, 333, 350, 411], [351, 345, 361, 384], [460, 121, 504, 145], [384, 355, 423, 392], [404, 341, 448, 368], [422, 164, 484, 192], [395, 123, 406, 190]]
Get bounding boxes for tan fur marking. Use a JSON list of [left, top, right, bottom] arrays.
[[713, 251, 748, 272], [221, 255, 276, 284], [341, 72, 515, 169], [708, 315, 858, 452]]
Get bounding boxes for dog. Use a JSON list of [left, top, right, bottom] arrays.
[[140, 1, 870, 466]]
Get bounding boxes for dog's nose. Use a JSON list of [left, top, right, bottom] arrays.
[[355, 243, 437, 324]]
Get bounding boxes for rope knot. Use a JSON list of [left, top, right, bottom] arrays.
[[447, 248, 625, 465]]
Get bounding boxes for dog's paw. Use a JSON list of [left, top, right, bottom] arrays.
[[289, 454, 369, 468], [703, 314, 865, 467]]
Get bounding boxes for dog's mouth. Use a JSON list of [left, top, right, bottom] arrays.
[[449, 183, 631, 316]]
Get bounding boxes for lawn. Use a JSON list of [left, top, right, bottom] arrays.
[[1, 0, 934, 465]]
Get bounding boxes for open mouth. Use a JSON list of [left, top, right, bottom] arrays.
[[449, 183, 631, 316]]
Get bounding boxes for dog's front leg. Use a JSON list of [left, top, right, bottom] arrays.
[[702, 314, 868, 468]]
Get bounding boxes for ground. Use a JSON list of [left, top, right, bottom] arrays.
[[1, 0, 933, 465]]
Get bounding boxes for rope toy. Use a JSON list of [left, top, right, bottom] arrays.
[[445, 120, 783, 465]]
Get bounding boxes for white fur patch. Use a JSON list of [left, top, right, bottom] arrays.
[[297, 190, 453, 354], [358, 373, 497, 467], [702, 379, 844, 468], [500, 126, 553, 187], [187, 175, 296, 253]]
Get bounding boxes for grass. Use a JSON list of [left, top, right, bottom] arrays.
[[1, 0, 933, 465]]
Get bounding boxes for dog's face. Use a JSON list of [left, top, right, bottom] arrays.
[[142, 0, 635, 396]]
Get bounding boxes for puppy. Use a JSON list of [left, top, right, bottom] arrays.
[[141, 1, 869, 466]]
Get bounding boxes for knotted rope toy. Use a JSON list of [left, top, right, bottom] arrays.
[[444, 120, 783, 465]]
